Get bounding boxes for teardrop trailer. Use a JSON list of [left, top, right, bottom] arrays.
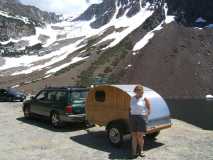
[[86, 85, 172, 146]]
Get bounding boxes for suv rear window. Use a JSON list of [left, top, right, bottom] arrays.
[[47, 91, 57, 101], [56, 91, 67, 103], [71, 91, 88, 102]]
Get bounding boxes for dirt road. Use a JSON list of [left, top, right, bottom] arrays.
[[0, 102, 212, 160]]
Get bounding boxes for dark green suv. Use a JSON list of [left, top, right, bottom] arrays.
[[23, 86, 89, 127]]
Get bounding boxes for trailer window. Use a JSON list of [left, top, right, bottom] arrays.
[[95, 91, 105, 102]]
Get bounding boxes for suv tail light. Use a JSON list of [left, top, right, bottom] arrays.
[[66, 105, 73, 113]]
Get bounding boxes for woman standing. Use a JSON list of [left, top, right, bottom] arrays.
[[129, 85, 151, 158]]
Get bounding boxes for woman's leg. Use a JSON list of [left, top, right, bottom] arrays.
[[131, 132, 137, 156], [137, 132, 145, 155]]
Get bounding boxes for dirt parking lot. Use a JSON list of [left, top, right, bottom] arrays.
[[0, 102, 213, 160]]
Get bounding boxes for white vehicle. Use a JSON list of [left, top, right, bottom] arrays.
[[206, 95, 213, 100]]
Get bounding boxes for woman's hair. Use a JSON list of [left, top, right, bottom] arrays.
[[134, 85, 144, 93]]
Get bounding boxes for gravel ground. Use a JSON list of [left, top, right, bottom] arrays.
[[0, 102, 212, 160]]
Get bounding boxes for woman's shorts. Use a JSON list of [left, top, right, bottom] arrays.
[[129, 115, 147, 133]]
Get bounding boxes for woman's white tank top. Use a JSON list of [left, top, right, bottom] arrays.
[[130, 96, 148, 116]]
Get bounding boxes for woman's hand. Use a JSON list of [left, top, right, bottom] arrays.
[[147, 110, 151, 116], [144, 97, 151, 116]]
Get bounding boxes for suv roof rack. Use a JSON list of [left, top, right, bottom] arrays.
[[45, 86, 88, 90]]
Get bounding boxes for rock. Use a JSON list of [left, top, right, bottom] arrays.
[[0, 15, 35, 41], [38, 34, 50, 43]]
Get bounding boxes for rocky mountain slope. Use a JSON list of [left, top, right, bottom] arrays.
[[0, 0, 212, 98], [0, 0, 60, 42], [0, 0, 60, 25]]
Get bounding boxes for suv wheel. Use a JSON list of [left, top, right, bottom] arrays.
[[51, 112, 61, 128], [23, 106, 31, 118], [107, 123, 124, 147]]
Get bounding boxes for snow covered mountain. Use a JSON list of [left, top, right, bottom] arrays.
[[0, 0, 213, 98], [0, 0, 165, 75]]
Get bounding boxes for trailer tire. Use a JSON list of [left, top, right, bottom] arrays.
[[107, 123, 125, 147]]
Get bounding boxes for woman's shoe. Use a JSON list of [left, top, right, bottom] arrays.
[[139, 151, 146, 157]]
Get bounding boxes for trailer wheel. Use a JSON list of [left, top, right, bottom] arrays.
[[107, 123, 124, 147], [146, 131, 160, 139]]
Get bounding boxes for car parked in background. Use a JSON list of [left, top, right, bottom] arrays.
[[0, 88, 26, 102], [23, 86, 89, 127]]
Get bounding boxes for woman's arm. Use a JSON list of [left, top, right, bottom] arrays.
[[129, 97, 133, 113], [144, 97, 151, 115]]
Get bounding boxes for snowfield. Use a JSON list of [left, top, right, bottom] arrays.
[[11, 41, 86, 76]]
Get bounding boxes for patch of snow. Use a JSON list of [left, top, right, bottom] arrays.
[[165, 16, 175, 24], [133, 32, 154, 51], [24, 81, 32, 84], [11, 84, 20, 88], [206, 95, 213, 99], [80, 50, 86, 53], [133, 22, 163, 51], [0, 10, 30, 24], [43, 74, 52, 79], [195, 17, 207, 23], [125, 64, 132, 69], [164, 4, 175, 24], [0, 38, 18, 45], [194, 27, 203, 30], [46, 56, 89, 74]]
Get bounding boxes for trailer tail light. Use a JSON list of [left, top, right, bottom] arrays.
[[66, 105, 73, 113]]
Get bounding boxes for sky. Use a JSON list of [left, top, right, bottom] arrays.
[[20, 0, 102, 15]]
